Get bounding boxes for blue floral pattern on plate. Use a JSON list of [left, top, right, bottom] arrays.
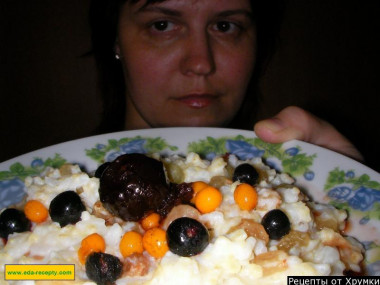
[[85, 136, 178, 163], [187, 135, 316, 178], [325, 168, 380, 223], [0, 154, 66, 208], [0, 178, 25, 209]]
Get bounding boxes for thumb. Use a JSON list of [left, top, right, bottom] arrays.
[[254, 106, 364, 161]]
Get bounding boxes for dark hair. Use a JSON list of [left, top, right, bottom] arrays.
[[89, 0, 287, 133]]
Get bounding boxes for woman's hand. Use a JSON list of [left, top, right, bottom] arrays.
[[254, 106, 364, 161]]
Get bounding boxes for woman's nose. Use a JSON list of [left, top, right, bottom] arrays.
[[180, 32, 215, 77]]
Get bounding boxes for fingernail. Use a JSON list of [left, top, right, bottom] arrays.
[[262, 118, 286, 133]]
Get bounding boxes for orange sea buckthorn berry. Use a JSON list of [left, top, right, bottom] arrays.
[[194, 186, 222, 214], [191, 181, 209, 203], [142, 228, 168, 258], [141, 213, 161, 231], [78, 233, 106, 264], [192, 181, 209, 194], [234, 183, 258, 211], [24, 200, 49, 223], [119, 231, 144, 258]]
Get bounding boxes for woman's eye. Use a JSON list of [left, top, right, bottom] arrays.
[[152, 20, 174, 32], [214, 21, 239, 34]]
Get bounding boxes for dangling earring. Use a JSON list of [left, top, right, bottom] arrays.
[[115, 53, 120, 60]]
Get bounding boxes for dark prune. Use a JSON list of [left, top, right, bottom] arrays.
[[94, 162, 110, 178], [167, 217, 209, 257], [0, 208, 31, 239], [99, 153, 193, 221], [85, 252, 122, 285], [49, 191, 85, 227], [261, 209, 291, 240], [232, 163, 259, 185]]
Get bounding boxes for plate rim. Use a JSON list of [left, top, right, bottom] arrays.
[[1, 127, 379, 176]]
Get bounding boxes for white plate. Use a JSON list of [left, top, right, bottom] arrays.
[[1, 127, 379, 275]]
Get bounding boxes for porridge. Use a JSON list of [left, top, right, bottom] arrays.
[[0, 152, 364, 284]]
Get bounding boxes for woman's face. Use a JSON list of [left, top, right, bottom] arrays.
[[117, 0, 256, 129]]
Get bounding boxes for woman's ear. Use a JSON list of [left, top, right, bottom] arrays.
[[114, 40, 121, 60]]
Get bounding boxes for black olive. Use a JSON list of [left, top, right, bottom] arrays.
[[167, 217, 209, 257], [261, 209, 291, 240], [94, 162, 110, 178], [49, 191, 86, 227], [0, 208, 31, 239], [232, 163, 259, 185], [85, 252, 122, 285]]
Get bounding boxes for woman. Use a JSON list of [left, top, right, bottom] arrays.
[[89, 0, 362, 161]]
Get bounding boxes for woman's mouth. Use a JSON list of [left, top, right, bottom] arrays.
[[175, 94, 217, 109]]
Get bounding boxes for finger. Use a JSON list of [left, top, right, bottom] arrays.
[[254, 106, 364, 161]]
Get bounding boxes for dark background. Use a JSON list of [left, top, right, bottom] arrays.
[[1, 1, 379, 172]]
